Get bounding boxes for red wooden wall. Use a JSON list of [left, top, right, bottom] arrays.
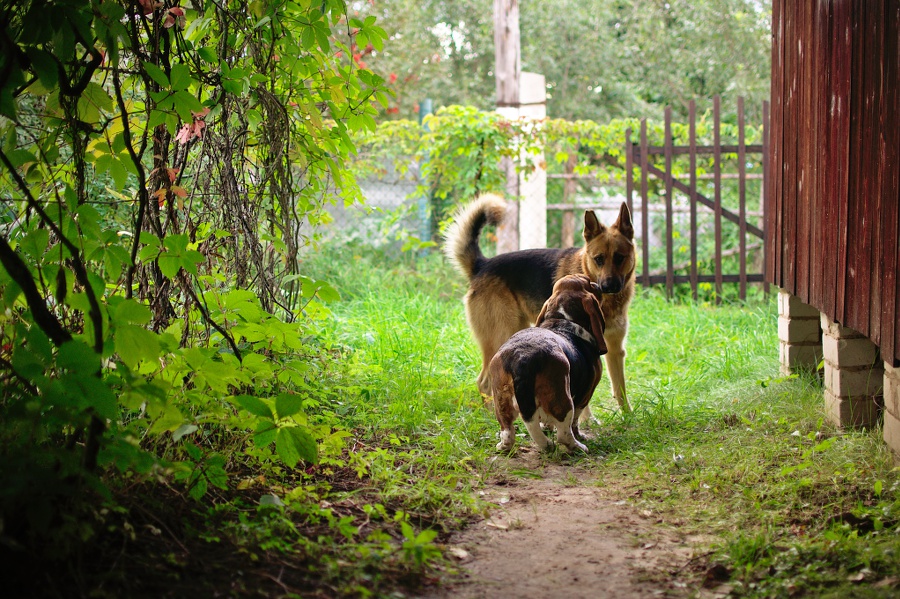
[[767, 0, 900, 366]]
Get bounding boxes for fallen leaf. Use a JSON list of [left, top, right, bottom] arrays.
[[448, 546, 470, 561]]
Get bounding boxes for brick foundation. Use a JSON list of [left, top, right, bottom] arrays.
[[820, 313, 883, 428], [884, 362, 900, 459], [777, 290, 823, 375]]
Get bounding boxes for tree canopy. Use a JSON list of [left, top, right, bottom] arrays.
[[357, 0, 771, 121]]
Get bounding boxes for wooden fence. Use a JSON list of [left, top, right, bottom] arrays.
[[549, 96, 769, 301]]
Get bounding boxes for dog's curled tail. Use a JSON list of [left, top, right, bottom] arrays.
[[443, 193, 507, 280]]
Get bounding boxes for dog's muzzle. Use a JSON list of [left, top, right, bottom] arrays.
[[599, 278, 623, 294]]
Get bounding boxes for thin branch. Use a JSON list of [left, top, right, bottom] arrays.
[[112, 65, 151, 300], [180, 273, 243, 362], [0, 237, 72, 347], [0, 147, 103, 353]]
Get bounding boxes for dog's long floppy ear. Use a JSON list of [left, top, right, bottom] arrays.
[[581, 294, 608, 356], [613, 202, 635, 240], [583, 210, 605, 242], [535, 298, 551, 326]]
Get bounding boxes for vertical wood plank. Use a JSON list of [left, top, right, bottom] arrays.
[[665, 107, 674, 299], [738, 97, 747, 300], [821, 0, 837, 319], [807, 0, 828, 313], [625, 127, 634, 217], [689, 100, 699, 300], [795, 0, 812, 306], [640, 119, 650, 288], [768, 0, 784, 289], [781, 3, 798, 297], [880, 0, 900, 364], [845, 1, 872, 334], [762, 99, 770, 295], [713, 95, 723, 303], [865, 0, 885, 346], [832, 0, 852, 325]]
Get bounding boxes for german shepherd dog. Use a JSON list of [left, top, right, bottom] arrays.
[[444, 193, 636, 414]]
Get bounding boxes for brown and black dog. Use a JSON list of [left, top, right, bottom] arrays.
[[491, 275, 607, 452], [444, 193, 635, 414]]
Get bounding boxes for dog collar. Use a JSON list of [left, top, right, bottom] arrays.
[[543, 318, 601, 350]]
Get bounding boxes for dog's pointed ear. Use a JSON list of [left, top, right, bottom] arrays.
[[613, 202, 634, 240], [583, 210, 605, 242], [581, 294, 608, 356]]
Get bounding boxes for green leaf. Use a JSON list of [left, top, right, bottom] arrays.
[[72, 373, 118, 420], [144, 62, 170, 88], [275, 426, 318, 467], [198, 46, 218, 63], [25, 47, 59, 88], [253, 420, 277, 447], [233, 394, 274, 419], [275, 393, 303, 418], [173, 423, 198, 441], [58, 340, 100, 373], [19, 228, 49, 259], [113, 299, 152, 325], [169, 64, 192, 91], [157, 253, 181, 278], [148, 403, 184, 434], [115, 324, 161, 368], [0, 86, 18, 120]]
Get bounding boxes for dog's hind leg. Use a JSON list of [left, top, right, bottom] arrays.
[[467, 287, 531, 395], [555, 410, 588, 453], [490, 360, 519, 451], [522, 416, 553, 451]]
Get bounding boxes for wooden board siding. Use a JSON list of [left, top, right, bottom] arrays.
[[767, 0, 900, 366]]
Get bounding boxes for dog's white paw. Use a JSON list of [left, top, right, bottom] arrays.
[[497, 429, 516, 452], [558, 441, 587, 453]]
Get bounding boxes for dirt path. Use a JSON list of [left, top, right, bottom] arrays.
[[423, 449, 723, 599]]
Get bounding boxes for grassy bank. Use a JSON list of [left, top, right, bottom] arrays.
[[308, 245, 900, 598]]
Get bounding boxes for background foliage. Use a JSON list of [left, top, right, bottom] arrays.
[[356, 0, 772, 122]]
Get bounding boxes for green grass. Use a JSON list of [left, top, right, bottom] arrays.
[[306, 244, 900, 597]]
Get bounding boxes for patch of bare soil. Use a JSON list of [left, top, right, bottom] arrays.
[[423, 449, 717, 599]]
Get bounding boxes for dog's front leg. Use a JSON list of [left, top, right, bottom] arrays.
[[603, 329, 631, 413]]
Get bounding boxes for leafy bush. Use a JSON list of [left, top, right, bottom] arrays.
[[0, 0, 386, 551]]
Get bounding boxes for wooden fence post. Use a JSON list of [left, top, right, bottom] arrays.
[[689, 99, 699, 300], [713, 95, 723, 303], [494, 0, 520, 253], [664, 107, 674, 299], [738, 97, 748, 300], [561, 154, 576, 248], [640, 119, 650, 288]]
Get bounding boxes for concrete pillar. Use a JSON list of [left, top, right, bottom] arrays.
[[516, 72, 546, 250], [883, 362, 900, 459], [777, 290, 822, 375], [821, 313, 883, 428], [496, 71, 547, 251]]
